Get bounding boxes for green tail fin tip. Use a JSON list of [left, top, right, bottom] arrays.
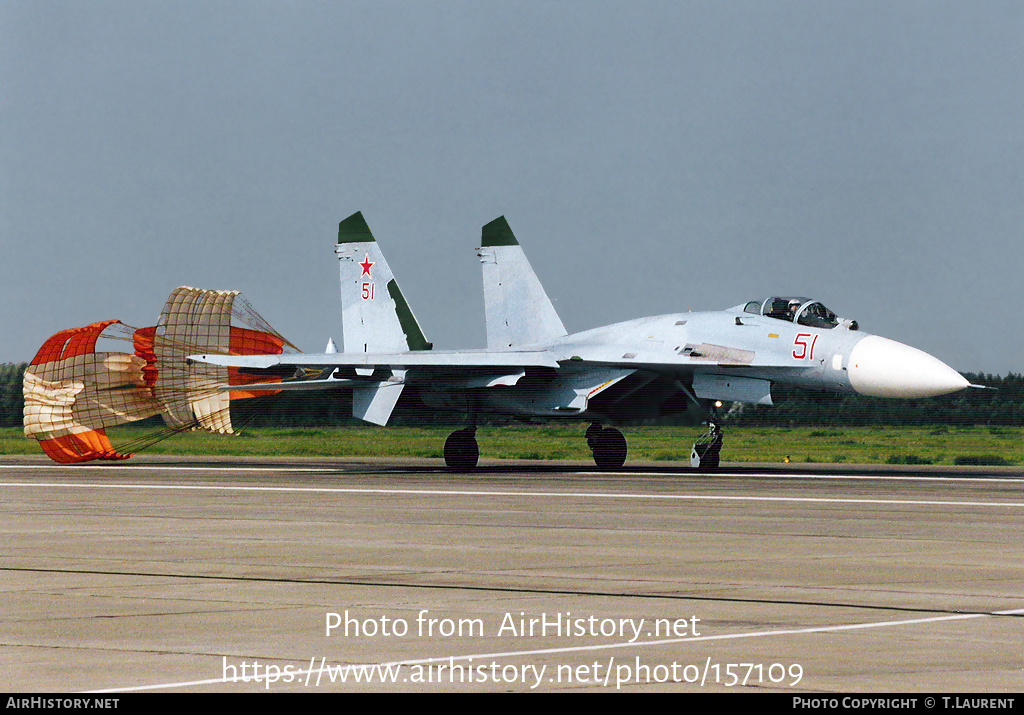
[[481, 216, 519, 247], [338, 212, 375, 244]]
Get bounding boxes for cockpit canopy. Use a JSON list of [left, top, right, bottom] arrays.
[[743, 297, 842, 329]]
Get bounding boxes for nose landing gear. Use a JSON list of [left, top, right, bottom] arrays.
[[690, 420, 723, 470]]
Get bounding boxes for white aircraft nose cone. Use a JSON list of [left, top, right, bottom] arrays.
[[848, 335, 970, 398]]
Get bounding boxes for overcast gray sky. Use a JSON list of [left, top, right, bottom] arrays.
[[2, 1, 1021, 375]]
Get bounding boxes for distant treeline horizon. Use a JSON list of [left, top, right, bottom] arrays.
[[2, 362, 1021, 430]]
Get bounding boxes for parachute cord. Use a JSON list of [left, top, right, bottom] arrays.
[[107, 391, 290, 457], [109, 421, 202, 455]]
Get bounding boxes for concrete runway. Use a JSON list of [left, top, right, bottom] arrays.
[[2, 455, 1023, 693]]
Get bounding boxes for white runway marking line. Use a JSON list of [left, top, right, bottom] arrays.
[[2, 462, 1022, 483], [2, 480, 1024, 508], [587, 471, 1024, 484], [87, 607, 1024, 693], [0, 463, 340, 473]]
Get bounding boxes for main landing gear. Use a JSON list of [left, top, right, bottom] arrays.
[[586, 422, 627, 469], [444, 427, 479, 470], [445, 423, 630, 470], [441, 419, 720, 471]]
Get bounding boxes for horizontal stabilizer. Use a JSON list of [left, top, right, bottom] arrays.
[[216, 377, 359, 392]]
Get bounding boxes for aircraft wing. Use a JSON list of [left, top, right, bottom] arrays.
[[189, 349, 565, 424], [189, 349, 559, 370]]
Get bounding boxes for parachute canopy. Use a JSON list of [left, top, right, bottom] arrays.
[[24, 287, 296, 463], [23, 320, 163, 463], [153, 287, 294, 434]]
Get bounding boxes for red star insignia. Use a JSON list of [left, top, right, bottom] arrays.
[[359, 254, 375, 277]]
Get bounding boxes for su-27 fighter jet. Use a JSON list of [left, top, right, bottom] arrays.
[[190, 212, 971, 470]]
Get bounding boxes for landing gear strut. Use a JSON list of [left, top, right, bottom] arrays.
[[444, 427, 479, 470], [690, 420, 723, 471], [586, 422, 627, 469]]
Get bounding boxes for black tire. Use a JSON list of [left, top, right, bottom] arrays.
[[696, 448, 720, 470], [693, 434, 723, 471], [444, 429, 479, 470], [591, 427, 627, 468]]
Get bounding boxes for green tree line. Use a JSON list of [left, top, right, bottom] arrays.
[[3, 362, 1021, 430], [0, 363, 27, 429], [729, 373, 1024, 427]]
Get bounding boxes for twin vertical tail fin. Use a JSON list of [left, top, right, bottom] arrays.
[[336, 212, 431, 354], [336, 212, 431, 425], [335, 212, 563, 423], [478, 216, 566, 349]]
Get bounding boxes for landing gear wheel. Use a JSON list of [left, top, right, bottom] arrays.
[[590, 427, 627, 469], [444, 428, 479, 470], [690, 422, 723, 471]]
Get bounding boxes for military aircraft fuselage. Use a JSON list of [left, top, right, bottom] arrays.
[[463, 296, 968, 420]]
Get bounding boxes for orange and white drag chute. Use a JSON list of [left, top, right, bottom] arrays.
[[24, 287, 295, 463], [23, 320, 163, 463], [151, 287, 294, 434]]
